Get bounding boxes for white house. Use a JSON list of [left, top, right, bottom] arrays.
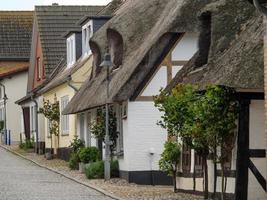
[[0, 11, 33, 144]]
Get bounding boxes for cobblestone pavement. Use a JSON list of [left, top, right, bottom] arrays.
[[0, 148, 113, 200]]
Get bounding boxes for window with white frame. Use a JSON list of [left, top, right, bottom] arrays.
[[0, 107, 4, 121], [0, 87, 2, 99], [67, 35, 76, 67], [82, 21, 93, 56], [37, 57, 42, 80], [61, 96, 69, 135]]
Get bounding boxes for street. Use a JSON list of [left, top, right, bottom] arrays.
[[0, 148, 113, 200]]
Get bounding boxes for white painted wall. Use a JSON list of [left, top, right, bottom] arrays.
[[0, 72, 28, 144], [172, 33, 198, 61], [142, 66, 167, 96], [248, 100, 267, 200], [118, 101, 167, 171]]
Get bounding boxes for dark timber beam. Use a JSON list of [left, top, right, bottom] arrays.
[[235, 99, 250, 200]]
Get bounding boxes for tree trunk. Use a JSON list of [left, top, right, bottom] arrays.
[[221, 162, 225, 200], [173, 169, 177, 193], [193, 163, 196, 191], [50, 135, 53, 154], [203, 154, 209, 199]]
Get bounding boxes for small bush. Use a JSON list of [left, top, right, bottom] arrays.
[[19, 138, 34, 150], [85, 160, 119, 179], [78, 147, 101, 164], [69, 136, 85, 153], [111, 160, 119, 178], [85, 161, 104, 179], [69, 152, 79, 170]]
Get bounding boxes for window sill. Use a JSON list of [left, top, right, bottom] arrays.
[[61, 133, 70, 137], [114, 150, 124, 158]]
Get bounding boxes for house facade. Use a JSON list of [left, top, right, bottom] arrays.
[[62, 0, 267, 199], [63, 0, 205, 185], [0, 11, 33, 144], [16, 5, 105, 154], [167, 0, 266, 199]]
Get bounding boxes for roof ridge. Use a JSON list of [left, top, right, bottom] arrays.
[[0, 11, 33, 13]]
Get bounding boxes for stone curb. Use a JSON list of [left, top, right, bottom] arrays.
[[0, 145, 125, 200]]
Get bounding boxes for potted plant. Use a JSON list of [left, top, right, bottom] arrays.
[[78, 147, 101, 173]]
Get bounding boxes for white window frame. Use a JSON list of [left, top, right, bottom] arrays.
[[37, 57, 42, 80], [61, 96, 69, 135], [66, 34, 76, 68], [82, 20, 93, 57]]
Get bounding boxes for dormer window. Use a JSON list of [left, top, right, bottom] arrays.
[[82, 20, 93, 57], [107, 29, 123, 69], [67, 34, 76, 68]]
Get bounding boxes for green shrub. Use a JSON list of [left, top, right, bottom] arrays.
[[78, 147, 101, 164], [85, 160, 119, 179], [111, 160, 119, 178], [69, 152, 79, 170], [85, 160, 104, 179], [69, 136, 85, 153], [19, 138, 34, 150]]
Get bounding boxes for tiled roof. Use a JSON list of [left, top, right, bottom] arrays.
[[0, 11, 33, 60], [0, 61, 28, 78], [35, 5, 104, 76]]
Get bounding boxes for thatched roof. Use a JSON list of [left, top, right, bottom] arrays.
[[167, 0, 264, 92], [63, 0, 208, 114]]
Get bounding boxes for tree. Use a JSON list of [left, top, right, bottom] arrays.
[[159, 141, 181, 192], [90, 106, 119, 155], [155, 84, 238, 200], [154, 84, 199, 191], [199, 85, 238, 200], [39, 99, 60, 155]]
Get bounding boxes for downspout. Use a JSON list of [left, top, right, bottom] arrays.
[[67, 75, 78, 92], [31, 95, 39, 154], [0, 82, 7, 144], [67, 75, 78, 137]]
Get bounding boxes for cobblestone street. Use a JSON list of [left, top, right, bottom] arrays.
[[0, 148, 113, 200]]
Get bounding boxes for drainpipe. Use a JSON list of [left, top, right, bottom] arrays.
[[31, 95, 39, 154], [67, 75, 78, 92], [0, 82, 7, 144]]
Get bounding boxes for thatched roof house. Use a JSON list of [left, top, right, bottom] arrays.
[[63, 0, 210, 114], [166, 0, 263, 92]]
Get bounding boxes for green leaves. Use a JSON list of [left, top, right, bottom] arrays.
[[159, 141, 181, 176], [155, 84, 239, 158], [39, 100, 60, 136], [90, 107, 119, 152]]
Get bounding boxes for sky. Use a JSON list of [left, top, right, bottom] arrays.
[[0, 0, 112, 10]]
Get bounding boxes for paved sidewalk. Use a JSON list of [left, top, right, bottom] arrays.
[[0, 148, 113, 200], [1, 145, 203, 200]]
